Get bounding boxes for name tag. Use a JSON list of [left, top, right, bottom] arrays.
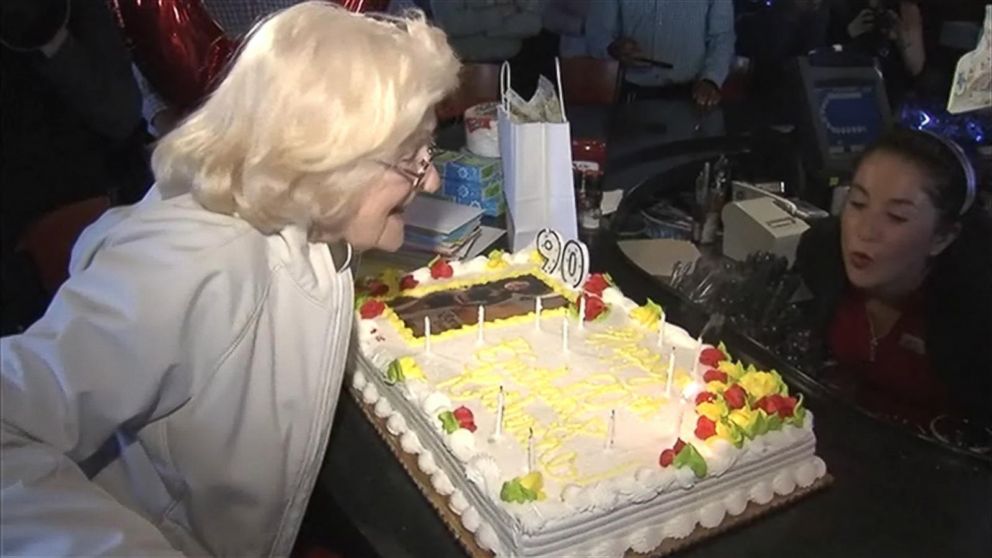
[[898, 333, 926, 356]]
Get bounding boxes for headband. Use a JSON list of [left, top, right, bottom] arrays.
[[919, 130, 978, 215]]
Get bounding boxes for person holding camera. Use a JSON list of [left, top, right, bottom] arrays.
[[831, 0, 927, 107]]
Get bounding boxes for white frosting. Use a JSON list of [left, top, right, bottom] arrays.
[[432, 470, 455, 496], [374, 397, 393, 418], [448, 429, 477, 462], [386, 413, 408, 436], [353, 250, 826, 557]]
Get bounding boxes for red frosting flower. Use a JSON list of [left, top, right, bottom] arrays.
[[659, 438, 687, 468], [430, 259, 454, 279], [400, 274, 419, 290], [755, 394, 798, 418], [583, 294, 607, 321], [659, 448, 676, 467], [453, 406, 477, 432], [359, 299, 386, 319], [695, 392, 716, 405], [723, 384, 747, 410], [363, 280, 389, 297], [699, 347, 727, 367], [695, 416, 717, 440], [702, 369, 728, 384], [583, 273, 611, 296]]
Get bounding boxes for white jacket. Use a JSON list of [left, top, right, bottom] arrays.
[[1, 189, 354, 556]]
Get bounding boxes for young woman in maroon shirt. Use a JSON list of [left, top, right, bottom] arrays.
[[796, 128, 991, 427]]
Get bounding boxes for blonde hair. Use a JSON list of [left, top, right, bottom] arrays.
[[152, 2, 459, 236]]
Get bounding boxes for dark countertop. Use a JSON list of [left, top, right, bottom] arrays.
[[317, 99, 992, 557]]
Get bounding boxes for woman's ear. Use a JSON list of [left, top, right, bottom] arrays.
[[929, 222, 962, 257]]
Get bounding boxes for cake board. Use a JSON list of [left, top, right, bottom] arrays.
[[349, 388, 834, 558]]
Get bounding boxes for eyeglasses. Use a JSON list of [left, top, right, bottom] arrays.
[[378, 142, 436, 193]]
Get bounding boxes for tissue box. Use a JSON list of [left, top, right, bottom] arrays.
[[434, 151, 501, 183], [433, 150, 505, 217], [441, 177, 506, 217]]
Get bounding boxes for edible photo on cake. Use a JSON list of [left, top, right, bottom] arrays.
[[389, 274, 569, 337]]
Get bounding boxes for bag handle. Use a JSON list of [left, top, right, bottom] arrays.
[[500, 61, 512, 112], [554, 57, 567, 122]]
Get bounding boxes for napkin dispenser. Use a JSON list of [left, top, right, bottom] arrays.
[[722, 198, 810, 265]]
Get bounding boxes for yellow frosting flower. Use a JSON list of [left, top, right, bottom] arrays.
[[718, 360, 745, 380], [629, 299, 663, 329], [728, 408, 760, 433], [738, 371, 782, 401], [529, 249, 544, 266], [397, 356, 426, 380], [696, 400, 728, 422], [715, 419, 744, 447], [487, 250, 509, 269]]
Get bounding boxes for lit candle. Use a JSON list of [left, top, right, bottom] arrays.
[[657, 312, 666, 347], [562, 317, 569, 352], [535, 296, 543, 330], [675, 383, 699, 439], [477, 305, 485, 345], [493, 385, 505, 439], [424, 316, 432, 354], [690, 335, 702, 380], [605, 409, 616, 450], [578, 296, 586, 330], [527, 427, 535, 473], [665, 352, 676, 397]]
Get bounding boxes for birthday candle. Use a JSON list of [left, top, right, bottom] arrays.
[[665, 352, 676, 397], [477, 305, 485, 345], [494, 386, 505, 438], [527, 427, 535, 473], [606, 409, 616, 450], [562, 318, 569, 352], [690, 335, 702, 380], [424, 316, 432, 354], [657, 312, 666, 347], [535, 296, 543, 329], [578, 296, 586, 330]]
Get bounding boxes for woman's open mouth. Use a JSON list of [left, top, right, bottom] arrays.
[[848, 251, 874, 270]]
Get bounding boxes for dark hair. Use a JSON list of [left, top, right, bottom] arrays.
[[859, 127, 974, 228]]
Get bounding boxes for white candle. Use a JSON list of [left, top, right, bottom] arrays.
[[493, 385, 505, 439], [535, 296, 543, 330], [562, 318, 569, 352], [578, 296, 586, 330], [424, 316, 432, 354], [606, 409, 616, 450], [657, 312, 666, 347], [527, 427, 535, 473], [690, 335, 702, 380], [665, 352, 676, 397], [676, 382, 700, 439], [477, 305, 485, 345]]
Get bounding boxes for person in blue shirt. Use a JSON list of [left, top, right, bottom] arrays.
[[586, 0, 736, 106]]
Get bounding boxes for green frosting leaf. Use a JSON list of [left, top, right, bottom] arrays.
[[385, 359, 404, 385], [766, 412, 784, 432], [438, 411, 459, 434], [673, 443, 708, 478], [751, 410, 768, 437], [499, 478, 538, 503], [788, 393, 807, 428], [718, 341, 733, 361]]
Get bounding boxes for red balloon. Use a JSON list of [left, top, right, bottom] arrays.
[[112, 0, 390, 111]]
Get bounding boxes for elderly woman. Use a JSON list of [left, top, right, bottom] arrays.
[[0, 3, 458, 556]]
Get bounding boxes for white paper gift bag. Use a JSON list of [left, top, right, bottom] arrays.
[[498, 59, 578, 251]]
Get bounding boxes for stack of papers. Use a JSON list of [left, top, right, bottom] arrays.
[[402, 195, 486, 258]]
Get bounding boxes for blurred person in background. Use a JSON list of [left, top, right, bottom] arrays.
[[586, 0, 736, 107], [1, 0, 151, 332]]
